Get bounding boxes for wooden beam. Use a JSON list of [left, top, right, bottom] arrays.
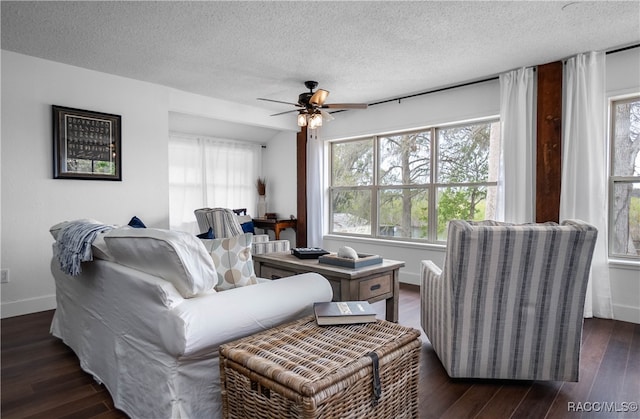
[[536, 61, 563, 223], [296, 127, 308, 247]]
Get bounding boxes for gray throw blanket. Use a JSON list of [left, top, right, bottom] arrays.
[[55, 221, 114, 276]]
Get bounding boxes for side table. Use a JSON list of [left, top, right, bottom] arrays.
[[252, 252, 404, 322], [252, 218, 297, 240]]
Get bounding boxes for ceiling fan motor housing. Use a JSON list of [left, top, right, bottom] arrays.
[[299, 81, 319, 107], [304, 80, 319, 91], [298, 92, 314, 107]]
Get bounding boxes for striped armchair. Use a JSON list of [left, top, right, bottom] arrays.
[[194, 208, 290, 255], [420, 219, 597, 381]]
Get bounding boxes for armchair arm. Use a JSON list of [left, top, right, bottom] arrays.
[[420, 260, 451, 368], [420, 260, 443, 331], [421, 260, 442, 284], [420, 261, 443, 316]]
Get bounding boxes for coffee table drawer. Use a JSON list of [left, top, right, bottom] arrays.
[[359, 274, 392, 300], [260, 265, 297, 280]]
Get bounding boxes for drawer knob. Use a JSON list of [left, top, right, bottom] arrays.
[[370, 284, 381, 291]]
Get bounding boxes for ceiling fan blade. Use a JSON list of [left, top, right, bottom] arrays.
[[257, 97, 301, 107], [309, 89, 329, 106], [320, 109, 335, 122], [270, 109, 300, 116], [322, 103, 368, 109]]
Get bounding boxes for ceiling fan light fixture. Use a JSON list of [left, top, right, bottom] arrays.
[[309, 112, 323, 129], [297, 112, 307, 127]]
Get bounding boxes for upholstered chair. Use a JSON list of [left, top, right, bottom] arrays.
[[420, 219, 598, 381], [194, 208, 290, 254]]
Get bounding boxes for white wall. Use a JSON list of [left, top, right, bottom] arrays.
[[0, 50, 293, 318], [0, 51, 171, 317], [262, 130, 299, 246]]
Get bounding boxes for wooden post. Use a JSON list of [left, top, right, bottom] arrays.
[[536, 61, 563, 223], [296, 126, 308, 247]]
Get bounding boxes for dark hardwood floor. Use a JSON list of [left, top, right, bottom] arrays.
[[2, 284, 639, 418]]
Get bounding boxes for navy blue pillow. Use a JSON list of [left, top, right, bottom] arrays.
[[197, 227, 214, 239], [128, 216, 147, 228], [240, 221, 255, 234]]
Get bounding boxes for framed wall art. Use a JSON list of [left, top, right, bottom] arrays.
[[52, 105, 122, 180]]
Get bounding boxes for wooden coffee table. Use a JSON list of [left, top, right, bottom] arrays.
[[252, 252, 404, 322]]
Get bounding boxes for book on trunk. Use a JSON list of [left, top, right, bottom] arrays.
[[313, 301, 377, 326]]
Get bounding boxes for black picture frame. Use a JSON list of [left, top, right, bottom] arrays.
[[52, 105, 122, 180]]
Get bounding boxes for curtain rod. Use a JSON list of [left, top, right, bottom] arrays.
[[367, 76, 498, 107], [364, 43, 639, 109], [606, 43, 639, 55]]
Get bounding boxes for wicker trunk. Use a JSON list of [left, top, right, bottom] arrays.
[[219, 316, 421, 418]]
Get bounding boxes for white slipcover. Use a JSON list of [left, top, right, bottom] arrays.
[[50, 256, 332, 418]]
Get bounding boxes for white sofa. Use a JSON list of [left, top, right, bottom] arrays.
[[49, 223, 332, 419]]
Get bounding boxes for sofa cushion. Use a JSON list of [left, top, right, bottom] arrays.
[[240, 221, 255, 234], [104, 228, 216, 298], [236, 214, 255, 234], [128, 216, 147, 228], [201, 233, 258, 291]]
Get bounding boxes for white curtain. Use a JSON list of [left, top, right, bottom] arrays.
[[497, 67, 536, 223], [307, 128, 325, 248], [169, 134, 262, 233], [560, 51, 613, 319]]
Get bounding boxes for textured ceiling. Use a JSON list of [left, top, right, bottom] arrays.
[[2, 1, 639, 116]]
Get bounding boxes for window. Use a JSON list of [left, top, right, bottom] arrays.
[[169, 135, 262, 233], [330, 119, 501, 243], [609, 96, 640, 258]]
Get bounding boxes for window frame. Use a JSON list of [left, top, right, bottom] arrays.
[[329, 118, 500, 244], [608, 95, 640, 260]]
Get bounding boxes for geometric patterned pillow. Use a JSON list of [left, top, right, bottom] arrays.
[[204, 233, 258, 291]]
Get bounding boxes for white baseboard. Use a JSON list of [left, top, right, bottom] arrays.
[[399, 270, 420, 286], [1, 294, 56, 319], [613, 303, 640, 324]]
